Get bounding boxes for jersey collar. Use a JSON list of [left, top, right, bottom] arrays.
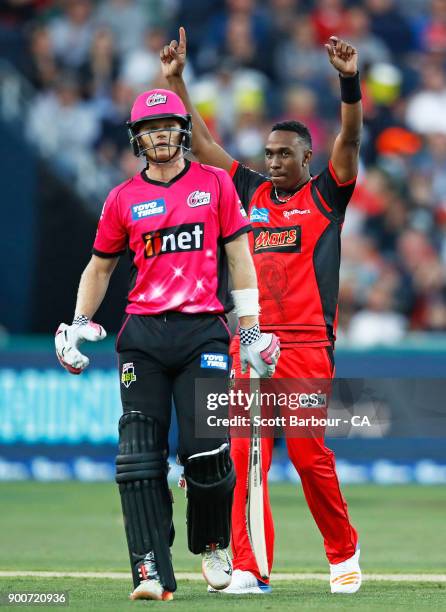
[[270, 177, 312, 205], [140, 159, 191, 187]]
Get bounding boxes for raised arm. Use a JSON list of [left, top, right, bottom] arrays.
[[160, 27, 234, 172], [325, 36, 362, 183]]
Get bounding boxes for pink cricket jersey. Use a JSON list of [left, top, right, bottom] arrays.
[[93, 160, 251, 315]]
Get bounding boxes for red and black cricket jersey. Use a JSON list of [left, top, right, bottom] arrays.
[[230, 160, 356, 346]]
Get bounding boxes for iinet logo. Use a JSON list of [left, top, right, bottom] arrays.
[[143, 223, 204, 258]]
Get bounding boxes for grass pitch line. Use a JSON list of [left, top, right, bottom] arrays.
[[0, 571, 445, 583]]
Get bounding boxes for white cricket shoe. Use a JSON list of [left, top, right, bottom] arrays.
[[201, 544, 232, 590], [129, 551, 173, 601], [207, 569, 272, 594], [330, 548, 361, 594]]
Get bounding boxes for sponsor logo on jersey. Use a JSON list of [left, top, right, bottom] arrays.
[[239, 202, 248, 218], [250, 207, 270, 223], [200, 353, 229, 370], [142, 222, 204, 258], [253, 226, 301, 254], [283, 208, 311, 219], [146, 92, 167, 106], [187, 190, 211, 207], [121, 362, 136, 388], [131, 198, 166, 220]]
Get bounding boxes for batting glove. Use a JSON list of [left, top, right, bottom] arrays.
[[240, 324, 280, 378], [55, 315, 106, 375]]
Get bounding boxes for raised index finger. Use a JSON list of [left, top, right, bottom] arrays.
[[179, 26, 187, 49]]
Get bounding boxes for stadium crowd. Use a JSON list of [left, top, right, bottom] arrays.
[[2, 0, 446, 342]]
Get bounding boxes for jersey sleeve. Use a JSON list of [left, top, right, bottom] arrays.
[[218, 168, 252, 244], [92, 189, 127, 257], [230, 160, 269, 212], [312, 161, 357, 221]]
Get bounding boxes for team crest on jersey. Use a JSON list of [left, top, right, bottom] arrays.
[[253, 226, 301, 254], [250, 207, 269, 223], [187, 190, 211, 207], [146, 93, 167, 106], [121, 362, 136, 388], [131, 198, 166, 220]]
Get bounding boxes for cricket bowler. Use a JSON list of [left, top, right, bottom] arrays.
[[161, 27, 362, 595], [55, 87, 280, 601]]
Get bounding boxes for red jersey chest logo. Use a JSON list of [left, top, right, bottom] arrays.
[[252, 226, 301, 254]]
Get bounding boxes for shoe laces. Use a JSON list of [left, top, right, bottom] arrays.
[[203, 544, 228, 570]]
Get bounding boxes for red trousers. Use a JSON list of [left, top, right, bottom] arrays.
[[230, 338, 358, 582]]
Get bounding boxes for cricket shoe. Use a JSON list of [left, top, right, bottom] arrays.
[[130, 551, 173, 601], [208, 569, 272, 594], [330, 548, 361, 594], [201, 544, 232, 590]]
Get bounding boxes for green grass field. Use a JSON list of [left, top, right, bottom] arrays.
[[0, 483, 445, 610]]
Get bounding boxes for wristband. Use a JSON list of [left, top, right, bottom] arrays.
[[240, 323, 261, 345], [73, 315, 89, 326], [339, 72, 361, 104], [231, 288, 260, 317]]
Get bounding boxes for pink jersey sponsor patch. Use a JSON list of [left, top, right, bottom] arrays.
[[93, 161, 251, 315]]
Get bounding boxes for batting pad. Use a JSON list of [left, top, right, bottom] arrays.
[[184, 443, 235, 554], [115, 411, 176, 592]]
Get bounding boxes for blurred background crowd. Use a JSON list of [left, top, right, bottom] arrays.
[[1, 0, 446, 343]]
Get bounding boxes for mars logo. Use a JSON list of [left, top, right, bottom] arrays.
[[121, 362, 136, 388], [253, 226, 301, 254], [187, 190, 211, 207], [146, 93, 167, 107], [143, 222, 204, 258]]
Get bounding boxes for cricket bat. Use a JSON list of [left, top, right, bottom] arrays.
[[246, 366, 269, 580]]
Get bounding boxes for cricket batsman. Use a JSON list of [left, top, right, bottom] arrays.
[[55, 87, 279, 601], [161, 27, 362, 594]]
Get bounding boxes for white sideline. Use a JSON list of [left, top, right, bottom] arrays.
[[0, 571, 445, 582]]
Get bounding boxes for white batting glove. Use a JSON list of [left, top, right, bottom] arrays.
[[240, 324, 280, 378], [55, 315, 106, 375]]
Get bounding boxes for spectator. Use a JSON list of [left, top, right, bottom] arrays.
[[48, 0, 96, 69], [405, 62, 446, 134], [274, 15, 332, 89], [311, 0, 346, 45], [269, 0, 300, 41], [348, 279, 407, 346], [198, 0, 271, 73], [416, 133, 446, 206], [341, 6, 391, 69], [411, 0, 446, 54], [96, 0, 151, 56], [22, 25, 61, 91], [27, 74, 99, 176], [79, 27, 119, 102], [277, 85, 327, 165], [366, 0, 414, 56], [191, 61, 268, 149], [120, 27, 170, 89]]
